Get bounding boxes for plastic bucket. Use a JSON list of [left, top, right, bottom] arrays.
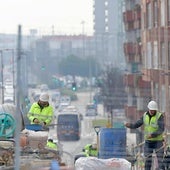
[[99, 128, 126, 159]]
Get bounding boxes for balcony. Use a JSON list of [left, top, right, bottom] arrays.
[[146, 0, 151, 3], [124, 42, 142, 62], [124, 74, 135, 87], [124, 105, 137, 121], [142, 68, 166, 84], [124, 73, 151, 89], [123, 10, 134, 23], [137, 77, 151, 88], [124, 42, 135, 55]]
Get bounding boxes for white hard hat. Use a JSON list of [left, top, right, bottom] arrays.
[[48, 136, 53, 140], [147, 101, 158, 110], [39, 93, 49, 102]]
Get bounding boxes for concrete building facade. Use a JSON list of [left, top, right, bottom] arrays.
[[93, 0, 125, 66]]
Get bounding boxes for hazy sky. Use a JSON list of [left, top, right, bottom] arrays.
[[0, 0, 93, 35]]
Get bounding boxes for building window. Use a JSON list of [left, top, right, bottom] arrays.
[[147, 42, 152, 68], [168, 0, 170, 25], [160, 0, 165, 26], [105, 26, 108, 32], [146, 3, 152, 28], [161, 86, 166, 112], [154, 84, 159, 104], [153, 0, 158, 27], [131, 63, 138, 73], [153, 41, 158, 68], [168, 42, 170, 69], [105, 10, 108, 16], [105, 1, 108, 6], [161, 42, 166, 69]]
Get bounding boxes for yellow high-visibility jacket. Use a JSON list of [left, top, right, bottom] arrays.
[[84, 144, 98, 157], [27, 102, 53, 125], [143, 112, 163, 141], [46, 141, 58, 149]]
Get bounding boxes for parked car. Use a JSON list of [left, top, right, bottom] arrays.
[[60, 96, 71, 105], [58, 103, 70, 112], [85, 103, 98, 116], [51, 91, 61, 102], [40, 84, 49, 92]]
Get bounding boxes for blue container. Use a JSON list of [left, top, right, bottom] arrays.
[[25, 124, 43, 131], [50, 160, 60, 170], [99, 128, 126, 159]]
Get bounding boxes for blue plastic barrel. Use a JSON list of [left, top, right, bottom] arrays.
[[99, 128, 126, 159], [25, 124, 43, 131]]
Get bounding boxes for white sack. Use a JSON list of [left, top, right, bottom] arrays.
[[75, 157, 131, 170], [21, 129, 48, 137]]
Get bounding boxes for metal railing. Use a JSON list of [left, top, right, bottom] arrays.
[[129, 132, 170, 170]]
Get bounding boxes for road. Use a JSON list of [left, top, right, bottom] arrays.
[[49, 91, 100, 162], [29, 89, 136, 163]]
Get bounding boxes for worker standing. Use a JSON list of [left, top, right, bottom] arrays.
[[125, 100, 165, 170]]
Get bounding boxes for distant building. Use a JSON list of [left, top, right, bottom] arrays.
[[93, 0, 125, 66], [35, 35, 95, 61]]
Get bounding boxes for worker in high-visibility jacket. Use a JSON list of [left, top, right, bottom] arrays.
[[27, 93, 54, 126], [84, 143, 98, 157], [46, 138, 61, 164], [125, 100, 165, 170], [46, 138, 58, 149], [74, 142, 98, 163]]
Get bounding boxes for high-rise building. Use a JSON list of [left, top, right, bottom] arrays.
[[93, 0, 125, 66]]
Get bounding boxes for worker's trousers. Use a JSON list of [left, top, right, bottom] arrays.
[[144, 140, 164, 170]]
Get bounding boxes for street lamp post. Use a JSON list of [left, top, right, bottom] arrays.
[[81, 20, 85, 58], [12, 49, 15, 104], [3, 49, 15, 104], [0, 50, 4, 104]]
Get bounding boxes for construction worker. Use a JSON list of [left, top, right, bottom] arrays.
[[27, 93, 54, 126], [46, 138, 58, 149], [46, 138, 62, 165], [74, 142, 98, 163], [84, 142, 98, 157], [125, 100, 165, 170]]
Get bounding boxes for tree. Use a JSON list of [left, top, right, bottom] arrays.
[[99, 66, 127, 111], [58, 55, 101, 77]]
